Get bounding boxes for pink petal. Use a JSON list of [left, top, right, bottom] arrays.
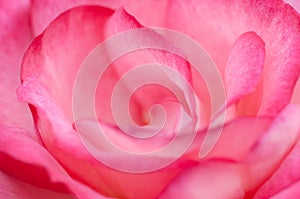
[[159, 161, 245, 199], [166, 0, 300, 117], [202, 116, 272, 161], [0, 126, 109, 199], [124, 0, 169, 27], [19, 6, 194, 199], [30, 0, 124, 35], [0, 171, 74, 199], [161, 104, 300, 198], [0, 0, 33, 131], [292, 78, 300, 104], [285, 0, 300, 13], [95, 8, 194, 125], [225, 31, 265, 105], [252, 136, 300, 198], [22, 6, 114, 122], [244, 104, 300, 190], [269, 182, 300, 199], [200, 31, 266, 157]]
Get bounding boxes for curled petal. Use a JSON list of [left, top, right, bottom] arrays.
[[225, 31, 265, 105]]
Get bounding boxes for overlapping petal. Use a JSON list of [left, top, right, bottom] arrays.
[[165, 0, 300, 117], [161, 104, 300, 198], [19, 5, 194, 199], [0, 171, 74, 199]]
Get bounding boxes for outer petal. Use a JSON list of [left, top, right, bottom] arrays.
[[159, 161, 246, 199], [30, 0, 124, 35], [0, 0, 33, 131], [166, 0, 300, 117], [244, 104, 300, 191], [0, 171, 74, 199], [0, 126, 110, 199], [253, 136, 300, 198]]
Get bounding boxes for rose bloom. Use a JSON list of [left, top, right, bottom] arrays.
[[1, 0, 300, 199]]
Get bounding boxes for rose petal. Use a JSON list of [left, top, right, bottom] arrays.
[[19, 6, 194, 199], [292, 78, 300, 104], [269, 182, 300, 199], [124, 0, 169, 27], [0, 0, 33, 131], [202, 116, 272, 161], [159, 161, 245, 199], [225, 31, 265, 105], [94, 8, 194, 125], [285, 0, 300, 13], [30, 0, 124, 35], [161, 104, 300, 199], [200, 31, 266, 157], [22, 6, 114, 122], [166, 0, 300, 117], [0, 171, 74, 199], [0, 126, 109, 199], [252, 137, 300, 198], [244, 104, 300, 190]]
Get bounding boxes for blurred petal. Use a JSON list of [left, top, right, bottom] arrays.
[[0, 0, 33, 131]]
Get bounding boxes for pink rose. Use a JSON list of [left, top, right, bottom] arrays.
[[1, 0, 300, 199]]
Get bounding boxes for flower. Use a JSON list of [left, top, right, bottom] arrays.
[[1, 0, 300, 199]]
